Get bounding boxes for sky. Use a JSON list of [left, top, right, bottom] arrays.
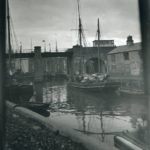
[[9, 0, 141, 52]]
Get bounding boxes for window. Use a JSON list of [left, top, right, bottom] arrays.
[[111, 54, 116, 62], [123, 52, 129, 60]]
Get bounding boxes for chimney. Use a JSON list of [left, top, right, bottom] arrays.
[[126, 35, 134, 46], [34, 46, 41, 57]]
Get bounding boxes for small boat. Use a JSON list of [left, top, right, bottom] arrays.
[[5, 0, 34, 103], [68, 80, 120, 92], [5, 82, 33, 103], [21, 102, 50, 117], [68, 3, 120, 93], [21, 102, 50, 111], [68, 73, 120, 93]]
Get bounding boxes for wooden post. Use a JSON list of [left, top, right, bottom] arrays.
[[0, 0, 6, 149], [139, 0, 150, 148]]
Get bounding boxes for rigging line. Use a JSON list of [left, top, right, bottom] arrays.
[[10, 17, 19, 51], [81, 22, 89, 47], [7, 0, 19, 52], [70, 0, 78, 46], [10, 25, 17, 60], [95, 32, 98, 42], [10, 25, 15, 55], [7, 0, 12, 70], [82, 30, 87, 47], [10, 25, 15, 52]]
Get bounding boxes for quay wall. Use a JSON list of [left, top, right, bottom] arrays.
[[6, 101, 113, 150]]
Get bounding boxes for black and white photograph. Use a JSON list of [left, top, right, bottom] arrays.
[[0, 0, 150, 150]]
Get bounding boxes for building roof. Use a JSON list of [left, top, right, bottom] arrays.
[[108, 42, 141, 54], [66, 44, 116, 52], [93, 40, 114, 42]]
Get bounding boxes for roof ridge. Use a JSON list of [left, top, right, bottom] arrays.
[[108, 42, 141, 54]]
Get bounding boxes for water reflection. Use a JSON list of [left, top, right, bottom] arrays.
[[42, 80, 67, 104], [33, 80, 147, 147], [34, 82, 43, 102]]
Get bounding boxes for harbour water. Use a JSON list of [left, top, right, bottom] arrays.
[[32, 79, 147, 149]]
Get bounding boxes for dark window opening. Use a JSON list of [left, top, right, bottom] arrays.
[[123, 52, 129, 60]]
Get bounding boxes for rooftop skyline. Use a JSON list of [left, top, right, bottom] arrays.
[[9, 0, 141, 52]]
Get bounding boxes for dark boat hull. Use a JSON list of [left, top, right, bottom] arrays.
[[68, 81, 120, 93], [5, 84, 33, 103], [22, 102, 50, 110], [21, 102, 50, 117]]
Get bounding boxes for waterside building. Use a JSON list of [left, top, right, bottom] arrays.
[[107, 36, 144, 93], [67, 40, 116, 75]]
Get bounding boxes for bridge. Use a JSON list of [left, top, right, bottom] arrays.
[[6, 44, 116, 82], [5, 51, 73, 58], [6, 46, 74, 82]]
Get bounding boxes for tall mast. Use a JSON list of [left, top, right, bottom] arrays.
[[77, 0, 82, 47], [49, 43, 51, 52], [19, 42, 22, 71], [97, 18, 101, 73], [97, 18, 100, 42], [56, 40, 58, 52], [76, 0, 83, 75], [31, 39, 32, 52], [7, 0, 12, 71], [55, 41, 59, 73]]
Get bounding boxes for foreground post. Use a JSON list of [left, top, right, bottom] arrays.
[[139, 0, 150, 148], [0, 0, 6, 149]]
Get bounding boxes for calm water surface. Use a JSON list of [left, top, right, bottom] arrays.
[[34, 80, 147, 149]]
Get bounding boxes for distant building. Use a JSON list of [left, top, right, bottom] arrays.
[[6, 58, 29, 73], [14, 58, 29, 73], [29, 57, 67, 76], [107, 36, 144, 93], [93, 40, 115, 47], [67, 42, 115, 75]]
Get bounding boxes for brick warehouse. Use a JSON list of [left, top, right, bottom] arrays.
[[107, 36, 144, 94]]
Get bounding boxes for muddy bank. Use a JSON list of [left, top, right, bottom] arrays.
[[5, 106, 87, 150]]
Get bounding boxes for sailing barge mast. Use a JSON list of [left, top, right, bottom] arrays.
[[7, 0, 12, 73], [76, 0, 87, 75], [77, 0, 82, 47], [97, 18, 101, 73], [77, 0, 83, 75]]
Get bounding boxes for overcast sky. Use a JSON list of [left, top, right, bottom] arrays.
[[9, 0, 141, 52]]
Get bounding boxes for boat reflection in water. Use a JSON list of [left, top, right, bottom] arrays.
[[26, 82, 50, 117], [38, 80, 147, 148]]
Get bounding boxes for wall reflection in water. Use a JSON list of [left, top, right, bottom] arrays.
[[34, 82, 43, 102]]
